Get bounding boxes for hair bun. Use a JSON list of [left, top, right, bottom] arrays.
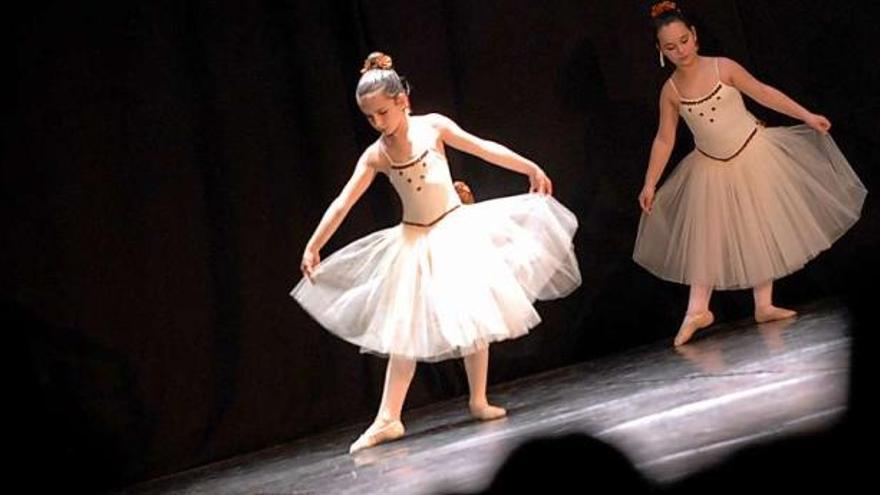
[[650, 1, 679, 19], [361, 52, 394, 74]]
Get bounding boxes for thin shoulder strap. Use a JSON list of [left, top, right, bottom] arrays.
[[714, 57, 721, 80], [377, 139, 395, 164], [667, 77, 682, 98]]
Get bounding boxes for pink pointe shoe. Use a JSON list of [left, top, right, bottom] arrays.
[[349, 419, 405, 454], [674, 310, 715, 347], [755, 305, 797, 324], [469, 401, 507, 421]]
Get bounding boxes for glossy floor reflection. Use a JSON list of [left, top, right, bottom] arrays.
[[126, 301, 851, 494]]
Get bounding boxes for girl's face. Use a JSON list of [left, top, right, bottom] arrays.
[[357, 91, 408, 136], [657, 21, 698, 66]]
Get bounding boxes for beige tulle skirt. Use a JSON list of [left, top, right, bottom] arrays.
[[633, 125, 866, 290], [291, 194, 581, 362]]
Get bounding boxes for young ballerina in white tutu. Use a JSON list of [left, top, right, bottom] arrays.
[[292, 52, 581, 453], [633, 2, 866, 346]]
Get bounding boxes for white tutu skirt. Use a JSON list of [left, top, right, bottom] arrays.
[[291, 194, 581, 362], [633, 125, 866, 290]]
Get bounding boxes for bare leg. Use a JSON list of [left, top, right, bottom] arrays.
[[753, 281, 797, 323], [463, 347, 506, 420], [349, 355, 415, 453], [686, 284, 713, 314], [674, 284, 715, 346]]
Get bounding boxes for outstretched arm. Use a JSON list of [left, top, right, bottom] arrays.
[[722, 57, 831, 134], [300, 151, 378, 280], [430, 113, 553, 195]]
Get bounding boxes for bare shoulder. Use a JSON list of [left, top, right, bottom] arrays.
[[715, 56, 739, 68], [419, 113, 460, 147], [716, 56, 745, 79], [659, 79, 678, 105], [360, 141, 386, 170], [421, 112, 455, 130]]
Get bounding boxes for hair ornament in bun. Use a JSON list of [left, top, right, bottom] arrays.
[[361, 52, 394, 74], [650, 1, 680, 19]]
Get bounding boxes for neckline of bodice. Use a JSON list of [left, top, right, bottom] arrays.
[[677, 81, 732, 106], [380, 142, 444, 170]]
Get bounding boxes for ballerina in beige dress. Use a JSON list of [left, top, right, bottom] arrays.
[[634, 2, 866, 346], [292, 53, 581, 452]]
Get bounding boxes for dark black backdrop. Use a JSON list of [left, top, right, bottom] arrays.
[[3, 1, 877, 491]]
